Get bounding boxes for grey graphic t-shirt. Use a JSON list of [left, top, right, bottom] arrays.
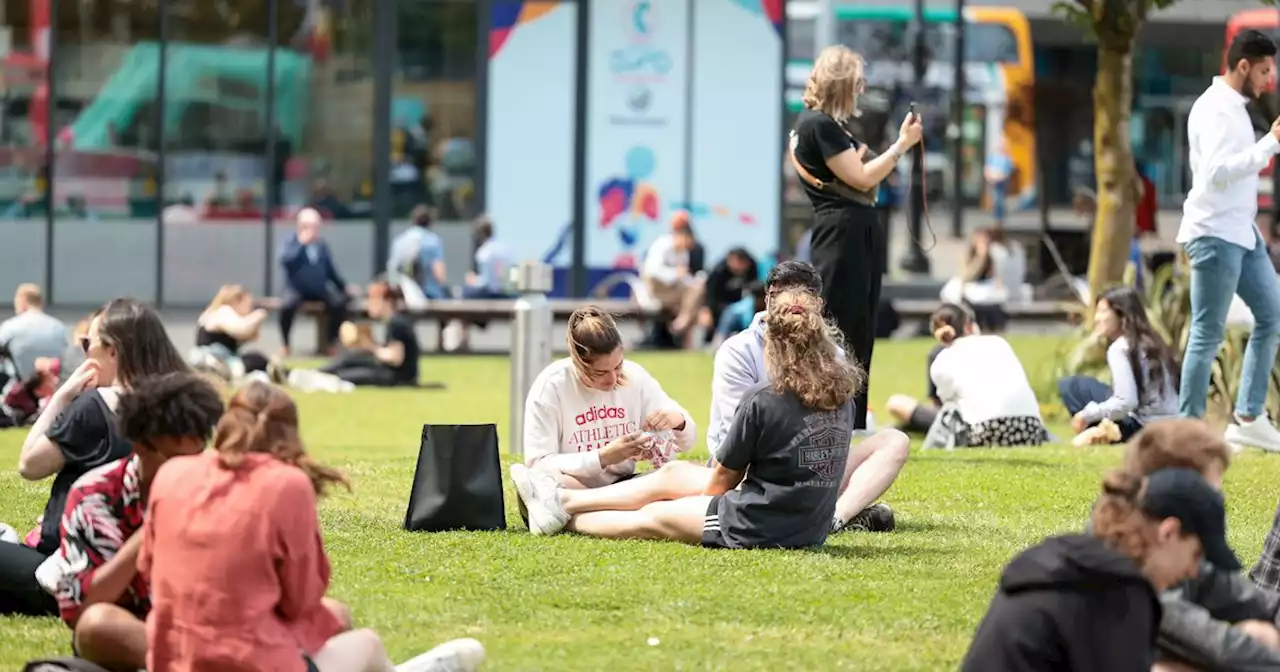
[[716, 383, 853, 549]]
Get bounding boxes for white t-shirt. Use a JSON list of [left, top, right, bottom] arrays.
[[523, 358, 696, 487], [929, 335, 1042, 425]]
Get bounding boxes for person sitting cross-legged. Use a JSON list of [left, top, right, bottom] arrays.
[[513, 289, 862, 549], [706, 260, 908, 533], [34, 372, 225, 672]]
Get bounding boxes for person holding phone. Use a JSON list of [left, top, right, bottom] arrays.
[[789, 45, 923, 431]]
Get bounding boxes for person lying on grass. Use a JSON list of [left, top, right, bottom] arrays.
[[1113, 420, 1280, 672], [962, 467, 1238, 672], [140, 381, 484, 672], [34, 371, 224, 672], [513, 289, 858, 548], [705, 260, 908, 533], [520, 305, 696, 491]]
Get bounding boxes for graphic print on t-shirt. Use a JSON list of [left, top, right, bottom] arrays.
[[791, 412, 850, 487], [567, 404, 639, 452]]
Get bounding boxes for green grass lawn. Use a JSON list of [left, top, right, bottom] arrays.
[[4, 334, 1280, 670]]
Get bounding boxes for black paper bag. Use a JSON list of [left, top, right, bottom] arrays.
[[404, 424, 507, 532]]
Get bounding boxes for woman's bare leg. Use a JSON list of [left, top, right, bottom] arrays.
[[833, 429, 910, 524], [568, 496, 713, 543], [559, 462, 712, 515], [312, 629, 394, 672], [885, 394, 920, 424], [74, 603, 148, 672]]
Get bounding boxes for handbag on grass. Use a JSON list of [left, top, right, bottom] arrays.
[[404, 424, 507, 532]]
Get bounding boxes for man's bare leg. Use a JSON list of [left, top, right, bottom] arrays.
[[833, 429, 910, 526], [74, 603, 148, 672], [559, 462, 712, 515]]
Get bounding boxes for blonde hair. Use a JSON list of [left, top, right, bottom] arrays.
[[204, 284, 249, 316], [566, 306, 627, 387], [764, 290, 863, 411], [1090, 469, 1161, 567], [802, 46, 864, 122], [214, 382, 350, 496]]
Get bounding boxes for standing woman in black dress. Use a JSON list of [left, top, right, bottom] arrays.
[[790, 45, 923, 429]]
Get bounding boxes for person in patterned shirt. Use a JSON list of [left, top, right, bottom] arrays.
[[35, 372, 223, 671]]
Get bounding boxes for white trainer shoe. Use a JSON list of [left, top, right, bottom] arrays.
[[396, 637, 485, 672], [510, 464, 569, 536], [1225, 413, 1280, 453]]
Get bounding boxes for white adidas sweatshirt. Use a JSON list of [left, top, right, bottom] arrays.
[[523, 358, 695, 487]]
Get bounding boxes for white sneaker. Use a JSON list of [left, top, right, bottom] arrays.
[[510, 464, 569, 536], [396, 637, 485, 672], [1225, 414, 1280, 453]]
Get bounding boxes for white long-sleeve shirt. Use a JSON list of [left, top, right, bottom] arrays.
[[642, 234, 688, 285], [523, 358, 695, 487], [1179, 76, 1280, 250], [1078, 337, 1178, 426], [929, 335, 1042, 425]]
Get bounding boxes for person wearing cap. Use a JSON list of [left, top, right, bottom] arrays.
[[961, 468, 1238, 672]]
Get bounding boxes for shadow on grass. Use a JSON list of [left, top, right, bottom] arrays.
[[892, 518, 966, 534], [932, 455, 1066, 469], [813, 544, 951, 560]]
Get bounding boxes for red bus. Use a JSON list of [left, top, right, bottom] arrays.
[[1226, 9, 1280, 210]]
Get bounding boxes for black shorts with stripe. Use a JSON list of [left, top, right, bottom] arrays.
[[700, 495, 730, 548]]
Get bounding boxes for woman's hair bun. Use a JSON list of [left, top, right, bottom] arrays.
[[1101, 469, 1144, 501]]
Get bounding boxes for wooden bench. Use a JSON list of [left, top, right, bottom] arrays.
[[257, 296, 662, 353], [892, 299, 1080, 323]]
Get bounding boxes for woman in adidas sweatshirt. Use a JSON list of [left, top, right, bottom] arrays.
[[522, 306, 696, 488]]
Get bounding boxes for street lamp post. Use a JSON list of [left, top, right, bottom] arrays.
[[900, 0, 932, 274]]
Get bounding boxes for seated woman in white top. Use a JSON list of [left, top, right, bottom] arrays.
[[928, 303, 1049, 447], [521, 306, 696, 490], [1059, 286, 1179, 444], [189, 285, 271, 382]]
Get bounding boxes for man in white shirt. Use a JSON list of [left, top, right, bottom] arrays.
[[1179, 29, 1280, 451], [641, 211, 704, 344]]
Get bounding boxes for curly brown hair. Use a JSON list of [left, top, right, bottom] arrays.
[[213, 381, 350, 496], [1090, 469, 1159, 566], [763, 290, 863, 411], [802, 46, 864, 122]]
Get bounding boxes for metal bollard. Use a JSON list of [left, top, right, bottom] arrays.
[[509, 261, 554, 457]]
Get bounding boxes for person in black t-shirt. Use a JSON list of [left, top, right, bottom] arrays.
[[790, 45, 922, 430], [1, 298, 188, 617], [321, 280, 421, 387], [515, 289, 862, 549]]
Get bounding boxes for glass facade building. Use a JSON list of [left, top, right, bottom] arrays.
[[0, 0, 484, 306]]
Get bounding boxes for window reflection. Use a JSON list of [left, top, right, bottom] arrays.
[[393, 0, 478, 220]]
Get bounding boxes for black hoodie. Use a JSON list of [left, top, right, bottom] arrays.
[[961, 534, 1163, 672]]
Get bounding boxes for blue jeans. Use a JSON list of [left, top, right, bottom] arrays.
[[1057, 375, 1142, 442], [1180, 230, 1280, 419]]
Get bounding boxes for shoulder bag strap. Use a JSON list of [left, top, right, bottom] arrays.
[[788, 130, 878, 207]]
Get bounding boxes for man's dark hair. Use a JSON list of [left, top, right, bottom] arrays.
[[1227, 29, 1277, 70], [117, 372, 224, 445], [411, 205, 434, 228], [765, 260, 822, 295]]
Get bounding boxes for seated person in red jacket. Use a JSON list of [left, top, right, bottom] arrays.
[[34, 372, 224, 671]]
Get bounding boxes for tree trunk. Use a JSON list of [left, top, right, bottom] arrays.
[[1086, 42, 1137, 305]]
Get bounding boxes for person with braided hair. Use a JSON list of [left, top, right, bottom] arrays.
[[140, 381, 484, 672], [34, 371, 224, 671]]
